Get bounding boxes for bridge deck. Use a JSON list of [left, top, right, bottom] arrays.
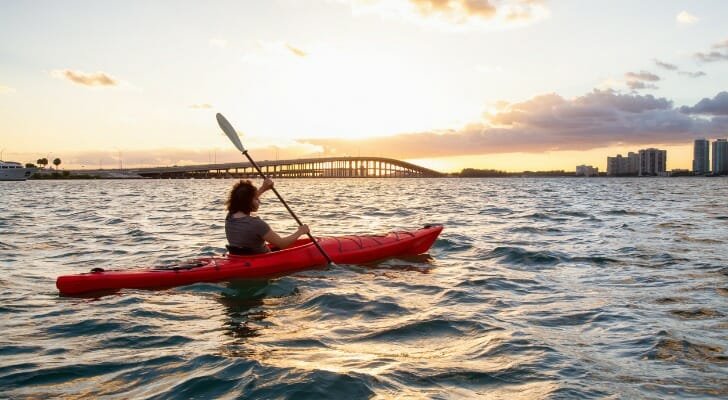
[[123, 156, 444, 178]]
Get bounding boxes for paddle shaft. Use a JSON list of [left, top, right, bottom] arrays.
[[241, 150, 334, 264]]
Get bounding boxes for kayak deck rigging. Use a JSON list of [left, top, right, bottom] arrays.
[[332, 230, 417, 251]]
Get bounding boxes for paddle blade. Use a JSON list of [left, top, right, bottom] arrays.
[[216, 113, 246, 153]]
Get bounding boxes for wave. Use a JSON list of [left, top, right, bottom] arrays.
[[669, 308, 724, 320], [510, 226, 563, 234], [487, 246, 568, 266], [642, 331, 727, 364], [357, 318, 490, 342], [300, 292, 409, 320], [603, 209, 654, 216], [519, 212, 568, 222], [455, 277, 545, 294], [3, 178, 728, 399]]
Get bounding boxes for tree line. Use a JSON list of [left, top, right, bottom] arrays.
[[27, 157, 62, 169]]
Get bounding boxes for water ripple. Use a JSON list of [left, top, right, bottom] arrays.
[[1, 178, 727, 399]]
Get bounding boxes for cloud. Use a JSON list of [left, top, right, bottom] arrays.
[[348, 0, 550, 30], [653, 59, 705, 78], [654, 59, 677, 71], [52, 70, 119, 87], [676, 11, 698, 25], [297, 90, 722, 158], [0, 85, 15, 94], [410, 0, 496, 19], [241, 40, 313, 66], [624, 71, 660, 81], [189, 103, 213, 109], [680, 92, 728, 115], [626, 80, 658, 90], [624, 70, 659, 91], [285, 44, 308, 57], [677, 70, 706, 78], [695, 39, 728, 62], [695, 51, 728, 62]]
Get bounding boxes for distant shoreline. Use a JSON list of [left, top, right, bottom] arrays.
[[24, 170, 726, 180]]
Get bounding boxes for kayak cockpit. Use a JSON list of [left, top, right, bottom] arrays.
[[226, 237, 314, 257]]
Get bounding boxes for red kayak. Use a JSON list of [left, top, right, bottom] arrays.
[[56, 225, 443, 295]]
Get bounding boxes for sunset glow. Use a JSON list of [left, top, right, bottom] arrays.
[[1, 1, 726, 173]]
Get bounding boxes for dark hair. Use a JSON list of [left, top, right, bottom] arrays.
[[226, 179, 257, 214]]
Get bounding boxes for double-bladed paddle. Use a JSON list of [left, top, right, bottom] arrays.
[[216, 113, 334, 265]]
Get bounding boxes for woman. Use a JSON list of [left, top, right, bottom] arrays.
[[225, 178, 309, 255]]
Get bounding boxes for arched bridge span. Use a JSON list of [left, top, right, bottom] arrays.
[[131, 157, 444, 179]]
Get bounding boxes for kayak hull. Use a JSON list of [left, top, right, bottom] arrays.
[[56, 225, 443, 295]]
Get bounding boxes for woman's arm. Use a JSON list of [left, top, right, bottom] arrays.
[[263, 224, 310, 249]]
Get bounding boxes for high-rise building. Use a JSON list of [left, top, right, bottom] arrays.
[[712, 139, 728, 175], [638, 148, 667, 176], [606, 152, 639, 176], [693, 138, 710, 175], [575, 165, 598, 177]]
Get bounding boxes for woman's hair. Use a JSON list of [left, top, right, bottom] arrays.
[[226, 179, 258, 214]]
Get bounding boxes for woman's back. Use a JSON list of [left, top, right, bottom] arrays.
[[225, 213, 271, 254]]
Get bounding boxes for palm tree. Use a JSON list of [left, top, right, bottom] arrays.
[[37, 158, 48, 169], [53, 158, 61, 170]]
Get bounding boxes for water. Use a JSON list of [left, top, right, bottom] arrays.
[[1, 178, 726, 399]]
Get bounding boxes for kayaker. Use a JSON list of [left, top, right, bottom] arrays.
[[225, 178, 310, 254]]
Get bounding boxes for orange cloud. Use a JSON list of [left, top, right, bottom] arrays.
[[349, 0, 549, 29], [52, 70, 119, 87], [286, 44, 308, 57], [189, 103, 213, 109], [410, 0, 496, 19]]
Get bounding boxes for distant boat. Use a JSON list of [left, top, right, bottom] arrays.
[[0, 161, 36, 181]]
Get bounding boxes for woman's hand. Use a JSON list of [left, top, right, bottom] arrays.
[[257, 178, 274, 198], [261, 178, 274, 191], [297, 224, 310, 236], [263, 224, 311, 249]]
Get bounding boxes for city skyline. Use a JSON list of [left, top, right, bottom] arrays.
[[2, 1, 728, 172], [11, 138, 728, 176]]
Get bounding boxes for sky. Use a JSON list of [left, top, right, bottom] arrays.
[[1, 0, 727, 172]]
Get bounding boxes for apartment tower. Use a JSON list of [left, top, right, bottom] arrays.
[[713, 139, 728, 175], [693, 138, 710, 175], [606, 152, 639, 176], [638, 148, 667, 176]]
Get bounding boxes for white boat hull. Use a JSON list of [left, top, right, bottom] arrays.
[[0, 162, 35, 181]]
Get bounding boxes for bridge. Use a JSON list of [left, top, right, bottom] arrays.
[[126, 157, 445, 179]]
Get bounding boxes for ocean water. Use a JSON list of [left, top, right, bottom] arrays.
[[1, 177, 726, 399]]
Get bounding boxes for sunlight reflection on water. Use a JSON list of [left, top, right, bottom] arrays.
[[1, 178, 727, 399]]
